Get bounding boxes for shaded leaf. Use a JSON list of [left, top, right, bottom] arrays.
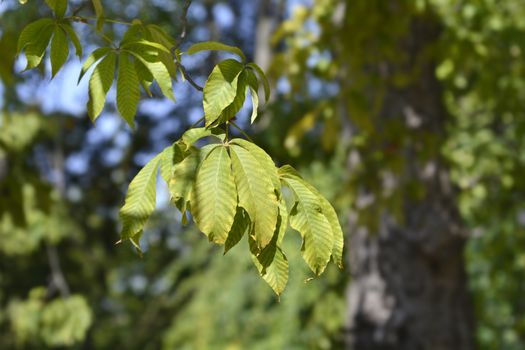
[[17, 19, 53, 54], [224, 207, 251, 254], [50, 26, 68, 77], [247, 62, 270, 102], [187, 41, 246, 62], [61, 22, 82, 57]]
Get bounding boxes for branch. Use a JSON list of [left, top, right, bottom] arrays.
[[176, 61, 203, 91], [46, 243, 70, 297], [176, 0, 193, 48]]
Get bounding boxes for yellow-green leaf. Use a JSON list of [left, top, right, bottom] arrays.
[[119, 153, 161, 251], [280, 169, 334, 275], [191, 146, 237, 244], [61, 22, 83, 58], [116, 53, 140, 128], [224, 208, 251, 254], [203, 59, 244, 126], [78, 47, 112, 83], [17, 19, 53, 54], [87, 51, 115, 121], [245, 69, 260, 123], [247, 62, 270, 102], [230, 144, 278, 249]]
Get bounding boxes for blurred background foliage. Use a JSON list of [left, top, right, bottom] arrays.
[[1, 0, 525, 349]]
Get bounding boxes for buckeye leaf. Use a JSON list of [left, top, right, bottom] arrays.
[[224, 207, 251, 254], [219, 70, 247, 124], [245, 69, 260, 123], [17, 18, 53, 54], [50, 26, 68, 77], [231, 138, 281, 193], [180, 127, 226, 148], [116, 53, 140, 128], [191, 146, 237, 244], [203, 59, 244, 126], [129, 51, 175, 101], [61, 23, 82, 58], [119, 153, 161, 251], [87, 51, 116, 121], [279, 169, 334, 275], [230, 143, 278, 249], [187, 41, 246, 62], [78, 47, 112, 83], [251, 246, 288, 296], [247, 62, 270, 102], [23, 24, 54, 70], [280, 166, 344, 268]]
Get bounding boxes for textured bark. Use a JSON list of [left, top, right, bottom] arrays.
[[344, 9, 476, 350]]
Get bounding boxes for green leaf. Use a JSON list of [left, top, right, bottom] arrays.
[[91, 0, 104, 31], [231, 138, 281, 193], [279, 168, 334, 275], [87, 51, 116, 121], [122, 39, 171, 54], [219, 70, 247, 124], [169, 144, 216, 216], [160, 143, 185, 185], [50, 26, 68, 78], [45, 0, 67, 18], [116, 53, 140, 128], [91, 0, 104, 18], [247, 62, 270, 102], [224, 208, 251, 254], [245, 69, 260, 123], [279, 165, 344, 269], [230, 144, 278, 249], [78, 47, 112, 83], [128, 51, 175, 101], [61, 23, 82, 58], [191, 146, 238, 244], [119, 153, 161, 251], [187, 41, 246, 62], [134, 58, 154, 97], [17, 19, 53, 54], [203, 59, 244, 126], [23, 24, 54, 70], [180, 127, 226, 148], [251, 246, 288, 296], [280, 165, 344, 268], [145, 24, 178, 79]]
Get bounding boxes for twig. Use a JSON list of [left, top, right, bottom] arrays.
[[176, 61, 203, 91], [230, 121, 254, 142], [176, 0, 193, 48], [190, 116, 205, 128]]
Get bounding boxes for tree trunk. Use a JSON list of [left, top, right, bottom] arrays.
[[343, 7, 476, 350]]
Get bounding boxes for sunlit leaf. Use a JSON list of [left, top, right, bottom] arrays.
[[119, 153, 161, 251], [191, 146, 237, 244], [87, 51, 116, 121], [116, 53, 140, 128]]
